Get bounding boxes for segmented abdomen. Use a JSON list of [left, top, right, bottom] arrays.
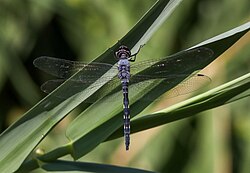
[[122, 83, 130, 150]]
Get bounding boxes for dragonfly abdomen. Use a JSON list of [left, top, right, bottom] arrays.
[[122, 82, 130, 150]]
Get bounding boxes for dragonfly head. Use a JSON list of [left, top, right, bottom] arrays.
[[115, 45, 131, 59]]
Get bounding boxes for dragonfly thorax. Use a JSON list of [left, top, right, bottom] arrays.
[[118, 59, 130, 66], [118, 58, 130, 81]]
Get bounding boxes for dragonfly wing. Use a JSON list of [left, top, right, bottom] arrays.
[[162, 74, 211, 99], [41, 79, 65, 94], [40, 78, 107, 93], [130, 47, 213, 76], [128, 74, 211, 101], [40, 76, 121, 102], [34, 56, 115, 78]]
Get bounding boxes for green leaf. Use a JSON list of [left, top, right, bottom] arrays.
[[41, 160, 156, 173]]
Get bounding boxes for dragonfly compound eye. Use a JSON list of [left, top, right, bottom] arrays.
[[116, 45, 131, 58]]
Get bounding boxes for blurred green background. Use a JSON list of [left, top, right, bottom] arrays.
[[0, 0, 249, 172]]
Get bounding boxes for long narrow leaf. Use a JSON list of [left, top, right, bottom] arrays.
[[41, 160, 156, 173]]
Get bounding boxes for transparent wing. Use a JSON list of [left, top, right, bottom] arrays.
[[130, 47, 214, 76], [34, 56, 118, 100], [40, 76, 119, 94], [33, 56, 116, 78], [164, 74, 211, 98], [128, 74, 211, 100]]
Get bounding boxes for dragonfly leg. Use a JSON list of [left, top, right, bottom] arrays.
[[129, 44, 145, 62]]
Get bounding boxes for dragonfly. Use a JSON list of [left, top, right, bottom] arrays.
[[34, 45, 213, 150]]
